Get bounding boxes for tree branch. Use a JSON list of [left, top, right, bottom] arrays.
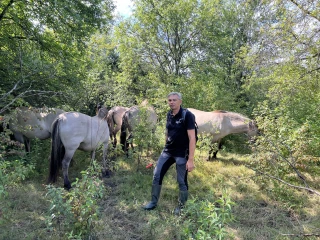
[[0, 0, 14, 23], [0, 80, 21, 102], [289, 0, 320, 22], [0, 89, 64, 114], [281, 233, 320, 237], [264, 137, 309, 187], [248, 167, 320, 196]]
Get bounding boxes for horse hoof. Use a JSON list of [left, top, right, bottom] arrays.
[[64, 184, 72, 191]]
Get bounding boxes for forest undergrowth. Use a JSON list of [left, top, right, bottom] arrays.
[[1, 138, 320, 240]]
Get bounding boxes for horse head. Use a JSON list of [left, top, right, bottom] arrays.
[[97, 103, 103, 110], [97, 106, 109, 120], [247, 120, 259, 138]]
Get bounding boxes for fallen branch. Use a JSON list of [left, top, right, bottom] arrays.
[[281, 233, 320, 237], [247, 166, 320, 197]]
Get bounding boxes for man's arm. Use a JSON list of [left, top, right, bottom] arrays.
[[186, 129, 196, 172], [165, 129, 168, 143]]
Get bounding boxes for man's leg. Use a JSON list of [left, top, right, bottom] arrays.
[[143, 152, 175, 210], [174, 157, 188, 215]]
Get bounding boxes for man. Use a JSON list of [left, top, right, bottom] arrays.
[[143, 92, 196, 214]]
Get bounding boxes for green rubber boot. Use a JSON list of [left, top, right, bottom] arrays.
[[142, 184, 162, 210], [174, 190, 188, 215]]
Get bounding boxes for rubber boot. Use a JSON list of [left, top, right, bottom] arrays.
[[174, 190, 188, 215], [142, 184, 162, 210]]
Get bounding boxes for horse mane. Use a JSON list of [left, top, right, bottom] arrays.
[[212, 110, 227, 113], [213, 110, 251, 123]]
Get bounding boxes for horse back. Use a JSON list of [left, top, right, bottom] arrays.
[[107, 106, 129, 129], [10, 107, 64, 140], [58, 112, 109, 151], [127, 105, 157, 131], [188, 108, 237, 139], [44, 108, 65, 131], [189, 108, 254, 139]]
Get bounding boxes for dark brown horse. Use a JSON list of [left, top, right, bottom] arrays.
[[188, 108, 258, 160]]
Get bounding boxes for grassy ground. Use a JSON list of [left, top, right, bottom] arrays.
[[1, 141, 320, 240]]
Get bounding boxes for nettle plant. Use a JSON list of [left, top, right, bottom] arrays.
[[45, 160, 106, 239], [180, 191, 235, 240]]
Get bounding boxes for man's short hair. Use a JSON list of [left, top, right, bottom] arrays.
[[167, 92, 182, 100]]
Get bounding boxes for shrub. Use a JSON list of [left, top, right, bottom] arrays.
[[45, 160, 106, 239], [180, 191, 235, 240]]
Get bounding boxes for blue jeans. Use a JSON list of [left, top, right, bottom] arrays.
[[152, 151, 188, 191]]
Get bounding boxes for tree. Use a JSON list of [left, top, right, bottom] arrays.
[[243, 0, 320, 194], [115, 0, 260, 111], [0, 0, 114, 112]]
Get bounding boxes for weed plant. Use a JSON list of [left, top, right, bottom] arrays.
[[180, 192, 235, 240], [45, 160, 106, 239]]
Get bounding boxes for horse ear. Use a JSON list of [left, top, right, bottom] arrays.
[[249, 120, 255, 130], [97, 103, 103, 110], [249, 120, 259, 133]]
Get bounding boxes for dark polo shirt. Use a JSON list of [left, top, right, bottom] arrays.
[[164, 107, 195, 157]]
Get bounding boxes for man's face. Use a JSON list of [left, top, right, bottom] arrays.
[[167, 94, 182, 111]]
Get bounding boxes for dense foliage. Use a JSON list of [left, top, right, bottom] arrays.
[[0, 0, 114, 113]]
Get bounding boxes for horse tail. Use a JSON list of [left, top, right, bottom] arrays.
[[110, 110, 117, 138], [48, 118, 65, 183], [120, 114, 127, 151], [106, 110, 114, 139]]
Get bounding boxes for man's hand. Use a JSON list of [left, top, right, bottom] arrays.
[[186, 159, 195, 172]]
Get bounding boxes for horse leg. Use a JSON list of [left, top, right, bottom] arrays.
[[110, 131, 116, 148], [207, 139, 222, 161], [120, 125, 127, 152], [126, 133, 133, 156], [212, 140, 223, 159], [24, 137, 31, 153], [102, 142, 111, 177], [212, 149, 218, 160], [13, 132, 27, 152], [114, 125, 122, 148], [113, 133, 117, 148], [91, 150, 95, 160], [109, 134, 114, 148], [208, 148, 214, 161], [62, 149, 76, 190]]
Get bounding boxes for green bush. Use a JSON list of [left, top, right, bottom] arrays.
[[45, 160, 106, 239], [0, 159, 35, 199], [180, 192, 235, 240]]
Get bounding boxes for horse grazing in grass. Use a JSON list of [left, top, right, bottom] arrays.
[[188, 108, 258, 160], [8, 107, 65, 152], [120, 105, 157, 155], [48, 105, 110, 190], [106, 106, 129, 148]]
